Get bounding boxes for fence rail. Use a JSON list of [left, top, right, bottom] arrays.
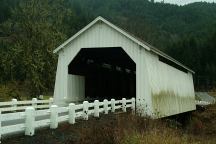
[[0, 97, 135, 141], [0, 98, 54, 113]]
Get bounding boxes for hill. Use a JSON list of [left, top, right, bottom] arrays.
[[0, 0, 216, 97], [68, 0, 216, 48]]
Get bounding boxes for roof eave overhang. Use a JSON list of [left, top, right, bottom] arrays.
[[53, 16, 150, 54], [53, 17, 101, 54], [53, 16, 195, 74], [150, 48, 195, 74]]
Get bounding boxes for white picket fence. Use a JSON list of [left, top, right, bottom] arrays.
[[0, 97, 135, 141], [0, 98, 54, 113]]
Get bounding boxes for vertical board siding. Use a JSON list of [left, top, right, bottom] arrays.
[[145, 51, 195, 117], [54, 22, 142, 106], [53, 21, 195, 117], [63, 22, 139, 65], [67, 74, 85, 103], [136, 48, 152, 116], [54, 54, 68, 106]]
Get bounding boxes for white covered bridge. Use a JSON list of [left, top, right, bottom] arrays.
[[0, 17, 198, 141], [53, 16, 196, 118]]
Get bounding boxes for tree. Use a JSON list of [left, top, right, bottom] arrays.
[[1, 0, 216, 95], [0, 0, 72, 96]]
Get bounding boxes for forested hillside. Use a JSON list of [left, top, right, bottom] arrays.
[[0, 0, 216, 98]]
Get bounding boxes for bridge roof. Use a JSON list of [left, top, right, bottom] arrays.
[[53, 16, 194, 74]]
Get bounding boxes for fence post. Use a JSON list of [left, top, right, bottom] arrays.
[[12, 98, 17, 111], [39, 95, 44, 100], [111, 99, 115, 113], [25, 107, 35, 136], [122, 98, 126, 112], [83, 101, 89, 120], [32, 98, 37, 109], [131, 97, 135, 114], [68, 103, 75, 124], [49, 98, 54, 108], [50, 105, 58, 129], [103, 99, 108, 114], [0, 110, 1, 141], [94, 100, 99, 117]]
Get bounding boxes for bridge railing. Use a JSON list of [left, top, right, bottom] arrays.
[[0, 98, 54, 113], [0, 97, 135, 141]]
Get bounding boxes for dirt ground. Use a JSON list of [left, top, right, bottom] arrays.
[[2, 104, 216, 144], [2, 114, 122, 144]]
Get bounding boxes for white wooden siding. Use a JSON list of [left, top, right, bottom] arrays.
[[67, 74, 85, 103], [53, 20, 196, 118], [145, 51, 195, 117]]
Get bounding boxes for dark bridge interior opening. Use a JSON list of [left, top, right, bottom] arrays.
[[68, 47, 136, 101]]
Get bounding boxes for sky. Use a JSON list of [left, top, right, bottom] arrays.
[[154, 0, 216, 5]]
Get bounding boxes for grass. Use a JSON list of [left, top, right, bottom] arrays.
[[2, 103, 216, 144]]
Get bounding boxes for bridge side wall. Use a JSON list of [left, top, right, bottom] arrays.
[[145, 51, 196, 117]]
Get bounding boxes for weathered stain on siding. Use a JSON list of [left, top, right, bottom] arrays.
[[144, 50, 196, 117], [152, 91, 195, 118]]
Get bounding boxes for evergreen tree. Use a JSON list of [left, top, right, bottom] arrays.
[[0, 0, 72, 96], [1, 0, 216, 95]]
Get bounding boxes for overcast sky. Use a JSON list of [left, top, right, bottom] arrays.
[[154, 0, 216, 5]]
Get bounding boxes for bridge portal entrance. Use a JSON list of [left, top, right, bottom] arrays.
[[67, 47, 136, 102]]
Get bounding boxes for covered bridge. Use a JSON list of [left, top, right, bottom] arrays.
[[53, 16, 196, 118]]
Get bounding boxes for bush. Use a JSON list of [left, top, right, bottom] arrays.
[[0, 81, 27, 101]]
